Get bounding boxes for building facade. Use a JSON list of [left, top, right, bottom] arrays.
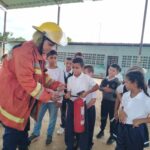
[[58, 42, 150, 79], [1, 42, 150, 80]]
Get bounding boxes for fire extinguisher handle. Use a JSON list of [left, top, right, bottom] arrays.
[[77, 90, 85, 96]]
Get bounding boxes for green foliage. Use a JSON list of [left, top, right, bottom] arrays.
[[0, 32, 25, 42], [67, 37, 72, 43]]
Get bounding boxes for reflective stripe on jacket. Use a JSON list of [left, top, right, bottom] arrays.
[[0, 41, 60, 131]]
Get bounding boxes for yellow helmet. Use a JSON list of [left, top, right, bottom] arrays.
[[33, 22, 64, 45]]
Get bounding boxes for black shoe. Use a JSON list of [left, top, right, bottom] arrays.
[[46, 135, 52, 145], [106, 136, 115, 145], [28, 134, 39, 143], [96, 131, 104, 139]]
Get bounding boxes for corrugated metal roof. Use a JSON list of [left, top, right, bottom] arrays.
[[0, 0, 82, 9]]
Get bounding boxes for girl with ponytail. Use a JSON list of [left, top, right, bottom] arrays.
[[116, 71, 150, 150]]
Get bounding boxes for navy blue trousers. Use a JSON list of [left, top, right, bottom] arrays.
[[116, 123, 148, 150], [100, 100, 116, 135], [60, 98, 68, 128], [87, 105, 96, 149], [2, 121, 30, 150], [65, 100, 89, 150]]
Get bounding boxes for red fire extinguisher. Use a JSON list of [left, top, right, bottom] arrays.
[[74, 97, 85, 133]]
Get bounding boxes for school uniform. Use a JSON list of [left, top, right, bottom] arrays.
[[99, 77, 120, 137], [65, 73, 96, 150], [32, 67, 64, 139], [60, 70, 73, 129], [115, 73, 123, 82], [116, 91, 150, 150], [116, 84, 128, 95], [116, 84, 149, 148], [86, 92, 96, 149]]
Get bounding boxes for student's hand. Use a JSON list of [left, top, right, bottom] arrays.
[[51, 91, 62, 102], [133, 119, 142, 127], [65, 93, 70, 99], [87, 99, 96, 109], [57, 84, 66, 92], [118, 109, 127, 124], [80, 91, 88, 98], [87, 102, 93, 109], [55, 102, 62, 108], [114, 111, 119, 120], [103, 87, 112, 93]]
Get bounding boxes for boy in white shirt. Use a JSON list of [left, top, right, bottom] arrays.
[[29, 50, 64, 145], [57, 57, 73, 135], [84, 65, 97, 150], [65, 57, 98, 150]]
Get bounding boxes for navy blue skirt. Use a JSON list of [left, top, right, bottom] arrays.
[[116, 123, 149, 150]]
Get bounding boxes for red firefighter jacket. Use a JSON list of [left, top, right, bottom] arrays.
[[0, 41, 61, 131]]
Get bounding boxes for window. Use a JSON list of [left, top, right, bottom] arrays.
[[141, 56, 149, 69], [57, 52, 67, 61], [132, 56, 138, 65], [67, 52, 75, 58], [96, 54, 105, 65], [57, 51, 105, 66], [122, 56, 132, 67]]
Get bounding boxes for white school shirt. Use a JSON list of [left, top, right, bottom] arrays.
[[86, 92, 97, 104], [116, 84, 124, 94], [115, 73, 123, 82], [121, 91, 150, 124], [47, 67, 64, 103], [67, 73, 96, 102], [64, 69, 72, 78]]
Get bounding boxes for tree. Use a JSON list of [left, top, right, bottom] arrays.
[[0, 32, 25, 42], [67, 37, 72, 43]]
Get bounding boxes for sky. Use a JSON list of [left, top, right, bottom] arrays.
[[0, 0, 150, 43]]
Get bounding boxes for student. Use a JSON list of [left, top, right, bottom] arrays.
[[57, 57, 73, 134], [84, 65, 97, 149], [96, 64, 120, 145], [116, 71, 150, 150], [74, 52, 84, 59], [106, 64, 122, 81], [114, 83, 127, 120], [114, 66, 145, 121], [65, 57, 99, 150], [115, 66, 149, 148], [29, 50, 64, 145]]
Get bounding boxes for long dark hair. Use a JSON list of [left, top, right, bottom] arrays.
[[126, 71, 149, 96]]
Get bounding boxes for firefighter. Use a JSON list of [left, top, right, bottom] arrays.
[[0, 22, 66, 150]]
